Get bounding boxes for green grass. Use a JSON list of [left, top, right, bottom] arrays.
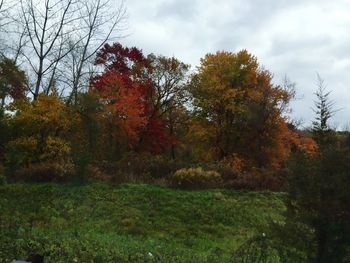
[[0, 183, 286, 262]]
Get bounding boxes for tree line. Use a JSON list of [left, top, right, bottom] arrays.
[[0, 43, 318, 181]]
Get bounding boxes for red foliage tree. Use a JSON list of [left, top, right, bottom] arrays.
[[91, 43, 174, 153], [92, 71, 147, 146], [140, 117, 176, 154]]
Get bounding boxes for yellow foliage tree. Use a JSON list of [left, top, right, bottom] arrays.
[[189, 50, 302, 169], [6, 94, 76, 166]]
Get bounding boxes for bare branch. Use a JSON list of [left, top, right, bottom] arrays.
[[65, 0, 126, 104]]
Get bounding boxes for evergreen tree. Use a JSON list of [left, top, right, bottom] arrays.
[[311, 75, 336, 148], [284, 76, 350, 262]]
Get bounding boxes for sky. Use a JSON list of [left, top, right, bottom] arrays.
[[122, 0, 350, 129]]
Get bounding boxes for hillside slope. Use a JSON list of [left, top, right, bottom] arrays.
[[0, 183, 285, 262]]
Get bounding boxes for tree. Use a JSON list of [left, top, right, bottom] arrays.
[[0, 0, 125, 99], [0, 0, 16, 44], [0, 56, 22, 160], [19, 0, 79, 99], [312, 74, 336, 148], [73, 92, 102, 159], [0, 54, 26, 162], [0, 56, 26, 111], [146, 54, 190, 157], [63, 0, 126, 104], [284, 79, 350, 262], [164, 105, 190, 159], [93, 71, 147, 147], [189, 50, 296, 168], [286, 148, 350, 262], [91, 43, 150, 157], [147, 54, 189, 117], [6, 94, 75, 166], [92, 43, 188, 156], [0, 0, 11, 31]]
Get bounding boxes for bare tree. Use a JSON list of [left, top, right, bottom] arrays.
[[19, 0, 80, 99], [0, 0, 20, 54], [63, 0, 126, 104], [0, 0, 4, 23], [0, 0, 126, 100], [148, 54, 190, 117], [0, 0, 6, 50], [143, 54, 190, 158], [0, 0, 14, 28]]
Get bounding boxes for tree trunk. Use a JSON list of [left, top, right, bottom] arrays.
[[0, 95, 5, 111], [316, 224, 328, 263], [169, 122, 175, 159]]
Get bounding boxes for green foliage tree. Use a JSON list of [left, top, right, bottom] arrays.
[[284, 79, 350, 262], [286, 149, 350, 262], [0, 57, 26, 162], [0, 109, 9, 161], [0, 56, 26, 110]]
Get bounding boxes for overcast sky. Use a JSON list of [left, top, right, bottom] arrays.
[[122, 0, 350, 129]]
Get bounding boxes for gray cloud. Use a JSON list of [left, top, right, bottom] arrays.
[[123, 0, 350, 128], [156, 0, 198, 20]]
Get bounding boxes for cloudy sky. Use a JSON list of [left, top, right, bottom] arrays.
[[122, 0, 350, 128]]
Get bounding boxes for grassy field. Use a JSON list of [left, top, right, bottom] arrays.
[[0, 183, 286, 262]]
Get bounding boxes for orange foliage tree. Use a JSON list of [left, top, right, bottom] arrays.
[[189, 50, 313, 169]]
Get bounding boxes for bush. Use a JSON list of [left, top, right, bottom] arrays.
[[116, 153, 186, 182], [6, 136, 71, 167], [72, 151, 92, 183], [207, 162, 237, 181], [171, 167, 222, 189], [220, 153, 248, 174], [5, 137, 37, 166], [229, 168, 285, 191], [12, 161, 75, 182], [40, 136, 71, 161], [85, 164, 110, 182], [88, 161, 128, 185]]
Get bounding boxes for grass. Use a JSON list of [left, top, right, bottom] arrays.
[[0, 183, 286, 262]]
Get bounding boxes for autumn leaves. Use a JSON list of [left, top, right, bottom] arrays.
[[2, 42, 316, 176]]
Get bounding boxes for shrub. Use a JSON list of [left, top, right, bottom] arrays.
[[85, 164, 110, 182], [171, 167, 222, 189], [141, 155, 179, 178], [39, 136, 71, 161], [71, 151, 92, 183], [90, 161, 128, 185], [229, 168, 285, 191], [6, 136, 71, 167], [116, 153, 186, 181], [220, 153, 248, 174], [209, 162, 237, 181], [12, 161, 75, 182], [5, 137, 37, 166]]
